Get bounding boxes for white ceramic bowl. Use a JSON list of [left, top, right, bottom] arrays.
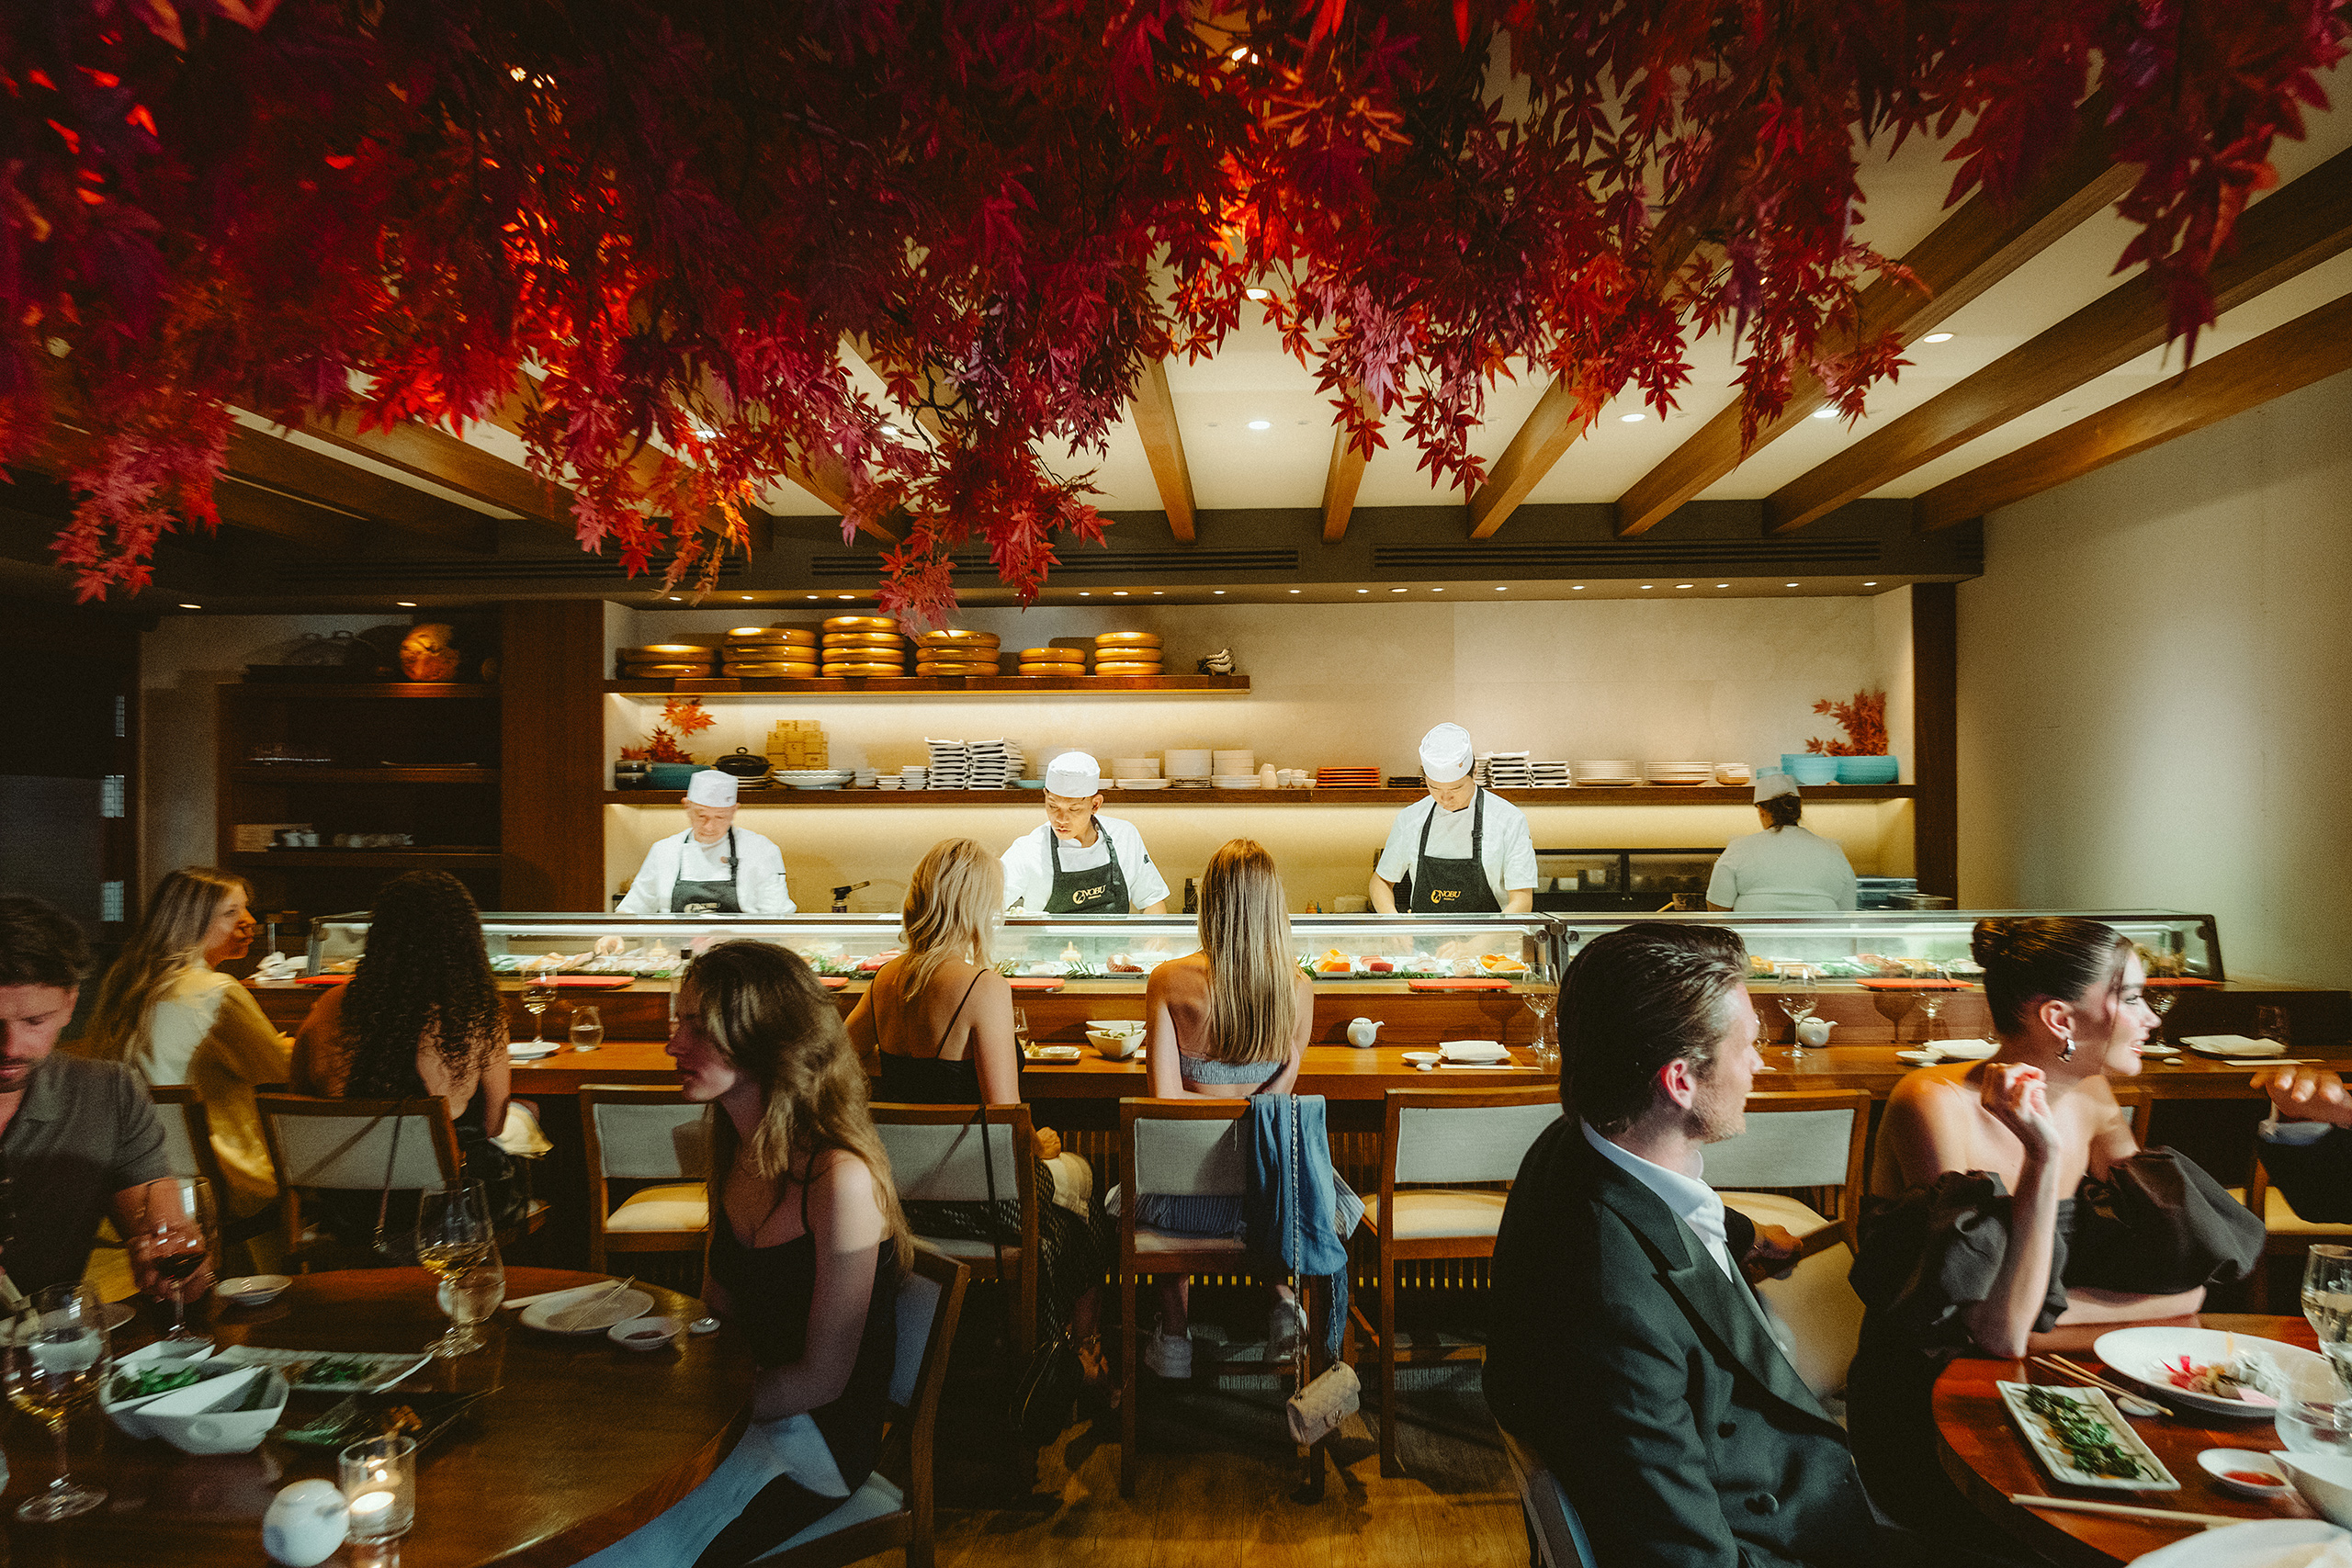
[[102, 1347, 241, 1439], [2199, 1448, 2295, 1499], [143, 1366, 288, 1454], [1087, 1029, 1143, 1060], [2279, 1451, 2352, 1528], [609, 1316, 683, 1352], [217, 1274, 293, 1308]]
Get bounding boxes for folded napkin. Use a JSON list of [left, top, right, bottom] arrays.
[[1438, 1039, 1510, 1063], [2183, 1034, 2286, 1057], [1923, 1039, 1996, 1061]]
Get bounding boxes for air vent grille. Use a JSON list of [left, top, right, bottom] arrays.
[[273, 554, 741, 584], [1373, 538, 1880, 572], [809, 548, 1298, 581]]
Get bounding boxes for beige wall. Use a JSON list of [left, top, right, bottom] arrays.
[[1956, 368, 2352, 987], [609, 597, 1916, 910]]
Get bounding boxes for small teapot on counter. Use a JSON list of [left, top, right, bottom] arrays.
[[1346, 1017, 1384, 1048], [1795, 1017, 1838, 1048]]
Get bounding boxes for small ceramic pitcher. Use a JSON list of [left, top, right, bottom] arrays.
[[1795, 1018, 1838, 1048], [1346, 1017, 1383, 1048]]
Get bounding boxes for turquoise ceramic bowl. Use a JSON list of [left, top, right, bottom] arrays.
[[1786, 756, 1839, 786], [647, 762, 697, 790], [1835, 755, 1899, 784]]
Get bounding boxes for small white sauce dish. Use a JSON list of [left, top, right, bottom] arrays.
[[2198, 1447, 2296, 1499], [217, 1274, 293, 1308], [609, 1314, 683, 1352]]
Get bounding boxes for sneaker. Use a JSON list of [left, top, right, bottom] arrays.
[[1267, 1296, 1306, 1363], [1143, 1326, 1193, 1379]]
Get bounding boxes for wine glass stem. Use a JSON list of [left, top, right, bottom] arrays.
[[51, 1411, 71, 1493]]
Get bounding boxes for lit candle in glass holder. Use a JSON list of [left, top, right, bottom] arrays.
[[339, 1435, 415, 1542]]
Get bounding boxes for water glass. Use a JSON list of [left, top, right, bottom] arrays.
[[2, 1283, 111, 1521], [341, 1435, 417, 1541], [2308, 1245, 2352, 1379], [2259, 1006, 2294, 1050], [569, 1004, 604, 1052]]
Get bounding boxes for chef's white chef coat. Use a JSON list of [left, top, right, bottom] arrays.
[[1001, 817, 1170, 913], [1705, 826, 1857, 912], [616, 827, 795, 914], [1374, 791, 1540, 906]]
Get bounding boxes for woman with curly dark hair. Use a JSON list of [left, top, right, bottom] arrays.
[[291, 872, 525, 1250]]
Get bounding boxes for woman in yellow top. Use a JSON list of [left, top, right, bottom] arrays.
[[89, 867, 291, 1223]]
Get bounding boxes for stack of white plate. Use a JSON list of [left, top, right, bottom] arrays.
[[1531, 760, 1573, 787], [1275, 769, 1311, 788], [1645, 761, 1713, 785], [775, 770, 854, 791], [1164, 750, 1212, 778], [926, 739, 969, 788], [1572, 761, 1641, 785], [900, 766, 928, 789], [967, 739, 1014, 789], [874, 774, 904, 790], [1210, 774, 1262, 790], [1486, 751, 1532, 787], [1111, 758, 1160, 779], [1212, 750, 1255, 775], [852, 768, 878, 788], [1115, 777, 1169, 790]]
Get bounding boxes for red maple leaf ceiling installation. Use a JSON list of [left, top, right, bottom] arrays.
[[2, 0, 2342, 621]]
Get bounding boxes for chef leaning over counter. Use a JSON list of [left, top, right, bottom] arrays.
[[1706, 772, 1858, 912], [1368, 723, 1537, 915], [1001, 751, 1170, 915], [615, 769, 795, 915]]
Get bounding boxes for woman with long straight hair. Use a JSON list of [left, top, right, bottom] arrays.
[[1130, 838, 1314, 1379], [844, 838, 1108, 1378], [291, 871, 524, 1247], [94, 867, 288, 1219], [582, 940, 910, 1568]]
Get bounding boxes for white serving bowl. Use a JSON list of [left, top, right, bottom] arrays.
[[609, 1315, 683, 1352], [218, 1274, 293, 1308], [2279, 1451, 2352, 1528], [1086, 1026, 1144, 1060], [102, 1347, 242, 1439], [143, 1366, 288, 1454]]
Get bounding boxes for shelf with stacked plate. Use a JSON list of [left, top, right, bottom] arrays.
[[599, 784, 1920, 806], [604, 675, 1251, 694], [615, 621, 1247, 694]]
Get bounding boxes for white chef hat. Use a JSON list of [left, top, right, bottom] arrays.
[[1044, 751, 1103, 797], [1418, 722, 1475, 784], [685, 769, 739, 807], [1754, 772, 1800, 803]]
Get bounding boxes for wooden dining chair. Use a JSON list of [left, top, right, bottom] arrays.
[[146, 1085, 235, 1194], [255, 1092, 463, 1269], [871, 1103, 1039, 1355], [1351, 1087, 1560, 1476], [1702, 1090, 1873, 1405], [1498, 1427, 1600, 1568], [753, 1246, 969, 1568], [580, 1086, 712, 1279]]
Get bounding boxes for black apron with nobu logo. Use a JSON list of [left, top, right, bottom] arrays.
[[670, 828, 742, 914], [1410, 790, 1501, 913], [1046, 822, 1130, 913]]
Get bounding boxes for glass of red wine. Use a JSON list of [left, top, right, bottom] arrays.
[[136, 1177, 217, 1348]]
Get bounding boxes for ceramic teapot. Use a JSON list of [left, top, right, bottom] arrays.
[[1346, 1017, 1384, 1048], [1795, 1017, 1838, 1048]]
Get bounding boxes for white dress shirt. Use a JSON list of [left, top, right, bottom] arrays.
[[1000, 818, 1170, 912], [617, 827, 795, 914], [1374, 792, 1539, 904], [1581, 1122, 1793, 1355]]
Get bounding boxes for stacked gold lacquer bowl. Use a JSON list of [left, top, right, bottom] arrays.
[[1016, 645, 1088, 679], [1093, 631, 1162, 676], [913, 628, 1001, 677], [618, 643, 718, 679], [820, 615, 906, 677], [721, 626, 820, 678]]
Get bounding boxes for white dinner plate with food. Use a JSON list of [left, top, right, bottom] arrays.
[[2093, 1326, 2323, 1418], [518, 1286, 658, 1336], [216, 1346, 432, 1392], [2125, 1519, 2349, 1568], [1996, 1381, 2177, 1490], [2182, 1035, 2288, 1058], [1023, 1045, 1083, 1064]]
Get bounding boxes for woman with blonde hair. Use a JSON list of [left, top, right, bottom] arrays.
[[1132, 838, 1314, 1379], [582, 940, 908, 1568], [92, 867, 288, 1220], [843, 838, 1108, 1378]]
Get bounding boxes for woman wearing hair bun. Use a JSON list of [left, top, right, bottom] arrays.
[[1845, 916, 2262, 1551]]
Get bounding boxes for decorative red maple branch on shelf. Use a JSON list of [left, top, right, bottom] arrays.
[[3, 1, 2342, 617], [628, 697, 715, 765], [1807, 690, 1890, 757]]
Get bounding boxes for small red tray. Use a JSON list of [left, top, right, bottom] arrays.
[[294, 974, 350, 987], [1009, 977, 1067, 992], [1857, 978, 1972, 990], [2145, 976, 2222, 987], [1408, 978, 1514, 991], [820, 976, 848, 990], [547, 976, 633, 990]]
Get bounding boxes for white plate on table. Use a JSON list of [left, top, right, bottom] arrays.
[[2093, 1326, 2324, 1419], [510, 1043, 561, 1060], [519, 1286, 658, 1335], [1925, 1038, 1998, 1061], [1439, 1039, 1510, 1064], [1023, 1045, 1082, 1064], [216, 1346, 430, 1392], [1401, 1051, 1441, 1066], [2128, 1519, 2349, 1567], [1996, 1381, 2177, 1490], [1894, 1049, 1941, 1066], [2184, 1035, 2288, 1058]]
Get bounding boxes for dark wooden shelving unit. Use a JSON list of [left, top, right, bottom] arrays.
[[604, 674, 1250, 694], [600, 784, 1920, 807]]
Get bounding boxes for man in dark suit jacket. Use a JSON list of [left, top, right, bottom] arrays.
[[1487, 925, 1990, 1568], [2254, 1065, 2352, 1220]]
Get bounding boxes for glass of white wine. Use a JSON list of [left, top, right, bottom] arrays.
[[4, 1282, 112, 1520], [1779, 964, 1818, 1056], [523, 967, 559, 1044], [437, 1251, 506, 1357], [2306, 1245, 2352, 1382], [414, 1181, 495, 1357]]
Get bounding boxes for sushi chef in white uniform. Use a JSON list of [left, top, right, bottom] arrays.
[[1001, 751, 1170, 914], [1369, 723, 1538, 915], [616, 769, 795, 915], [1706, 773, 1857, 912]]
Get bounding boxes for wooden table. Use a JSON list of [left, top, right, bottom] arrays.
[[1933, 1313, 2327, 1566], [1, 1269, 750, 1567]]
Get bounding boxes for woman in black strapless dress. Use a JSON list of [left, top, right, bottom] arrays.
[[581, 941, 913, 1568]]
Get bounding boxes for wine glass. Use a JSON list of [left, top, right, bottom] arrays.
[[1523, 987, 1559, 1073], [2307, 1246, 2352, 1383], [1779, 964, 1818, 1056], [135, 1176, 217, 1348], [435, 1250, 506, 1358], [4, 1282, 112, 1520], [1918, 963, 1950, 1045], [414, 1181, 495, 1357], [568, 1003, 604, 1053], [1011, 1007, 1030, 1055], [523, 966, 559, 1044]]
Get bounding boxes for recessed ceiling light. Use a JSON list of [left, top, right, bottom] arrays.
[[838, 593, 854, 599], [1640, 584, 1653, 590], [1289, 588, 1301, 593], [1677, 583, 1692, 589], [807, 593, 819, 599], [1716, 583, 1728, 588], [1246, 288, 1270, 300], [1247, 420, 1272, 431], [1214, 590, 1225, 594], [395, 601, 416, 607], [741, 594, 752, 601], [1786, 582, 1800, 588], [1391, 587, 1407, 592], [1430, 588, 1442, 592], [1811, 408, 1837, 419], [1921, 332, 1954, 344], [1113, 590, 1128, 596], [178, 603, 201, 609], [668, 595, 682, 601], [1230, 45, 1248, 59], [1619, 412, 1645, 423], [1570, 585, 1583, 591], [1863, 581, 1879, 587], [1080, 591, 1091, 596], [1152, 591, 1162, 595], [1496, 585, 1508, 592], [1357, 588, 1369, 593]]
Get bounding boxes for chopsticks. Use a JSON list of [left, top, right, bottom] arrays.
[[2009, 1495, 2248, 1529], [2030, 1354, 2177, 1417]]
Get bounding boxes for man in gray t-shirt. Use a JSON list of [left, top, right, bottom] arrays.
[[1, 897, 174, 1297]]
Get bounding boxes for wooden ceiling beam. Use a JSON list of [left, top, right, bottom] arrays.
[[295, 410, 574, 525], [1766, 145, 2352, 534], [1318, 383, 1379, 545], [1612, 96, 2132, 538], [1912, 289, 2352, 530], [1130, 359, 1197, 543], [209, 474, 370, 554], [1467, 376, 1593, 538], [224, 426, 494, 552]]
